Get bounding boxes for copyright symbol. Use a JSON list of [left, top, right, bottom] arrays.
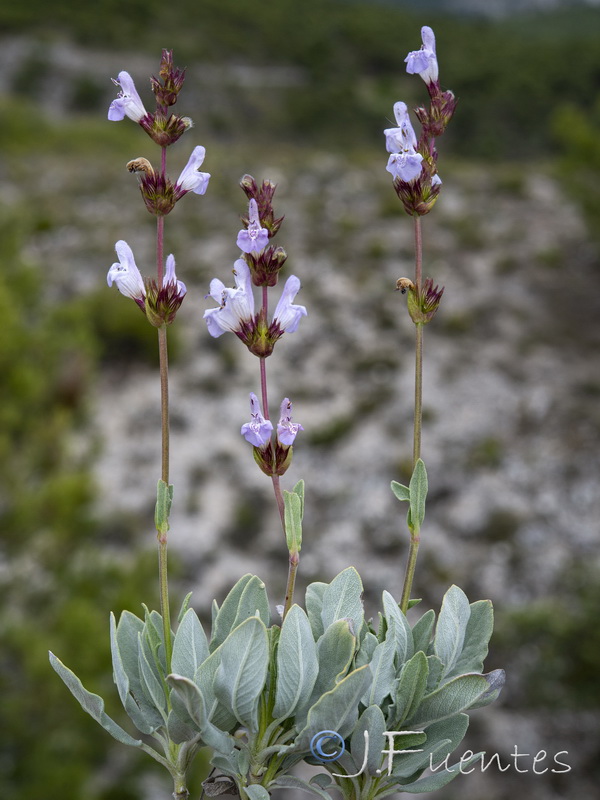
[[310, 730, 345, 762]]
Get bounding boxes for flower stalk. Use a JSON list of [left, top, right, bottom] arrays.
[[388, 28, 452, 612]]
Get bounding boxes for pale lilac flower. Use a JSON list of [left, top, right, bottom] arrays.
[[237, 199, 270, 254], [431, 174, 442, 186], [164, 254, 187, 296], [175, 146, 211, 196], [107, 240, 146, 304], [272, 275, 307, 334], [241, 393, 273, 447], [384, 101, 418, 154], [386, 151, 424, 183], [277, 398, 304, 446], [384, 101, 424, 183], [404, 26, 439, 85], [108, 71, 148, 122], [204, 258, 255, 337]]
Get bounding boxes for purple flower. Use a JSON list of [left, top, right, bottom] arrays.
[[236, 199, 270, 254], [384, 102, 424, 183], [107, 241, 145, 306], [277, 398, 303, 446], [384, 101, 418, 154], [108, 71, 148, 122], [431, 173, 442, 186], [241, 393, 273, 447], [404, 26, 439, 85], [203, 258, 255, 337], [272, 275, 307, 333], [386, 151, 424, 183], [175, 146, 211, 197], [164, 253, 187, 296]]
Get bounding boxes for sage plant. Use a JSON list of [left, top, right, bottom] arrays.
[[50, 29, 504, 800]]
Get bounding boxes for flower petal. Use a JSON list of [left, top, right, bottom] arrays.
[[272, 275, 307, 333], [176, 146, 211, 195], [107, 240, 145, 300], [277, 397, 304, 446], [108, 71, 148, 122], [241, 392, 274, 447]]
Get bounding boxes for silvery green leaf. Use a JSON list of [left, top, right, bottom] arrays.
[[178, 592, 193, 624], [211, 598, 219, 630], [434, 585, 471, 679], [271, 774, 332, 800], [273, 605, 319, 719], [390, 650, 429, 728], [351, 705, 387, 776], [321, 567, 364, 638], [305, 581, 328, 639], [110, 613, 158, 734], [167, 674, 236, 756], [155, 479, 173, 535], [468, 669, 505, 709], [194, 645, 238, 731], [138, 632, 168, 721], [399, 750, 484, 792], [295, 664, 372, 751], [411, 609, 435, 655], [391, 481, 411, 502], [49, 652, 142, 747], [244, 786, 270, 800], [362, 632, 396, 707], [209, 753, 241, 780], [210, 574, 254, 651], [408, 674, 489, 728], [355, 631, 378, 668], [316, 619, 356, 687], [408, 459, 428, 532], [115, 611, 163, 731], [283, 484, 304, 553], [214, 616, 269, 730], [446, 600, 494, 679], [382, 591, 414, 666], [292, 479, 305, 515], [238, 747, 250, 776], [167, 708, 198, 744], [426, 655, 444, 692], [391, 713, 469, 778], [171, 608, 209, 681], [142, 607, 167, 673], [296, 619, 356, 727], [232, 575, 270, 632]]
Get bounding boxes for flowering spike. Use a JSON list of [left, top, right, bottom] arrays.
[[405, 25, 439, 86], [174, 146, 211, 198], [237, 199, 270, 254], [108, 71, 149, 123], [107, 241, 146, 310], [241, 393, 274, 447], [277, 398, 304, 446]]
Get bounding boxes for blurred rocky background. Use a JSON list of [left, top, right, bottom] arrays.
[[1, 0, 599, 798]]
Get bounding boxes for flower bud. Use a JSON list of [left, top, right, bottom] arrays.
[[151, 49, 186, 108], [401, 277, 444, 325]]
